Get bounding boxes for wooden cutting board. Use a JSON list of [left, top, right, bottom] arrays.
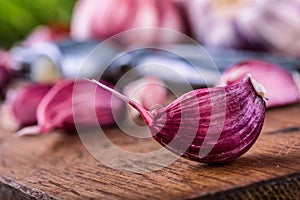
[[0, 103, 300, 199]]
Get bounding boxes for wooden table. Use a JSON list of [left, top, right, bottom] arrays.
[[0, 103, 300, 199]]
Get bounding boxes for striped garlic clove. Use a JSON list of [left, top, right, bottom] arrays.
[[88, 75, 266, 164], [1, 83, 52, 131], [17, 79, 125, 136]]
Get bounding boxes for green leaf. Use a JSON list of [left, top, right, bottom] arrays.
[[0, 0, 76, 49]]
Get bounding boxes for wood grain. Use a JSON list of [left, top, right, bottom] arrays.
[[0, 103, 300, 199]]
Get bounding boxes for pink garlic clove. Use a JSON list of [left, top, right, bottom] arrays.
[[219, 59, 300, 108], [88, 75, 266, 164], [123, 76, 167, 118], [1, 83, 52, 131], [17, 79, 125, 135]]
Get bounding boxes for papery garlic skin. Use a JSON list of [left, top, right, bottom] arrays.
[[89, 76, 266, 164], [219, 60, 300, 108], [71, 0, 186, 44]]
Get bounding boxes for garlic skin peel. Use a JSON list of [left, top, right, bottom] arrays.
[[88, 76, 266, 164]]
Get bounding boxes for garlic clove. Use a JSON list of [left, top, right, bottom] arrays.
[[123, 76, 167, 119], [88, 75, 266, 164], [219, 59, 300, 108], [17, 79, 125, 136], [1, 83, 52, 131]]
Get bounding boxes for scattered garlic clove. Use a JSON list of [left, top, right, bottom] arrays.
[[123, 76, 167, 119], [219, 59, 300, 108], [1, 83, 52, 131], [17, 79, 125, 136], [88, 75, 266, 164]]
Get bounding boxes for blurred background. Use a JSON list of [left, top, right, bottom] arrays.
[[0, 0, 76, 48], [0, 0, 299, 135], [1, 0, 300, 57]]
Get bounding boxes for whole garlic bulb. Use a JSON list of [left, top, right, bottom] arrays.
[[186, 0, 300, 56], [71, 0, 187, 45], [186, 0, 248, 48], [235, 0, 300, 56]]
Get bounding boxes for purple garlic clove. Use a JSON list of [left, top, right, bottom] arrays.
[[88, 75, 267, 164], [1, 83, 52, 131], [17, 79, 125, 135], [219, 59, 300, 108]]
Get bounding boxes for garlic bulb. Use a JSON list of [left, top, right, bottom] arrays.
[[235, 0, 300, 56], [71, 0, 186, 45], [186, 0, 300, 56], [186, 0, 248, 48]]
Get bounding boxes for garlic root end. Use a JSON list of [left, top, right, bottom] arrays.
[[85, 78, 153, 125], [247, 74, 268, 101], [84, 78, 130, 103]]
